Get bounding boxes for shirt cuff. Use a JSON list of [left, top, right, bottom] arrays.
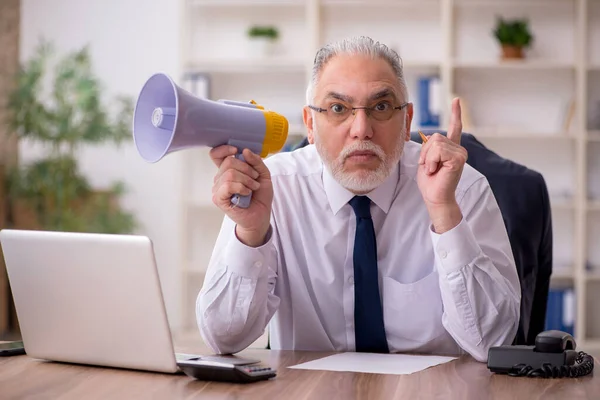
[[221, 225, 274, 279], [429, 218, 482, 275]]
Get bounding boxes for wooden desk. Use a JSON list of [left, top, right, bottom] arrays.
[[1, 344, 599, 399]]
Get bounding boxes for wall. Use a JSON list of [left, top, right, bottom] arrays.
[[19, 0, 185, 332]]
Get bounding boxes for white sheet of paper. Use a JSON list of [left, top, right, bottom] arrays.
[[288, 352, 457, 375]]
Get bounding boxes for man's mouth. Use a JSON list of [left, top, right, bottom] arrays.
[[346, 150, 377, 161]]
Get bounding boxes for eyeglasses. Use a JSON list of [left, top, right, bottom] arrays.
[[307, 101, 409, 125]]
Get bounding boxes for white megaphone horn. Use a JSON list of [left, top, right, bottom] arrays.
[[132, 73, 289, 208]]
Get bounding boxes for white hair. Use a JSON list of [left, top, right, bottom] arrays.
[[305, 36, 408, 105]]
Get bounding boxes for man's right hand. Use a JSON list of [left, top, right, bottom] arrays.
[[210, 145, 273, 248]]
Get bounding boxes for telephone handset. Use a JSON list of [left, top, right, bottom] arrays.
[[487, 330, 594, 378]]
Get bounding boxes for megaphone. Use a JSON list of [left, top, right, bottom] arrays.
[[132, 72, 289, 208]]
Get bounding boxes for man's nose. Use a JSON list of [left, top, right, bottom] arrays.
[[349, 109, 373, 140]]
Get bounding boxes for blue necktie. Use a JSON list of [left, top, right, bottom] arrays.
[[349, 195, 389, 353]]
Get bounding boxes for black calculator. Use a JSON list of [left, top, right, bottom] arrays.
[[177, 358, 277, 383]]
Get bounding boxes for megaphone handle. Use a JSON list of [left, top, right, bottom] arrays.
[[230, 153, 252, 209]]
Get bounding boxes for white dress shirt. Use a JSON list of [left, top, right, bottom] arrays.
[[196, 140, 521, 362]]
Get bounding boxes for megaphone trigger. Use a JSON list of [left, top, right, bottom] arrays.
[[229, 151, 253, 209]]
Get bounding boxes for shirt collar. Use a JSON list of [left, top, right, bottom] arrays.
[[322, 161, 400, 216]]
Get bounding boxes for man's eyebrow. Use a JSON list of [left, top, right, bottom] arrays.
[[324, 91, 353, 103], [369, 88, 397, 101], [323, 89, 398, 103]]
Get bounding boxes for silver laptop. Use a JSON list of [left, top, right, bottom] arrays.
[[0, 229, 205, 373]]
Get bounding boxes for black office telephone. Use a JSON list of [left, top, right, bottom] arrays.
[[487, 330, 594, 378]]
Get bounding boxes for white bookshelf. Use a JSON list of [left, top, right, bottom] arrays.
[[176, 0, 600, 351]]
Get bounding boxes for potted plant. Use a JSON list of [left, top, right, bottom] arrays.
[[493, 16, 534, 60], [3, 40, 137, 234], [246, 25, 279, 57]]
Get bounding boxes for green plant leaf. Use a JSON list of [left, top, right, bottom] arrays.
[[492, 16, 534, 48], [247, 25, 279, 39], [4, 39, 138, 234]]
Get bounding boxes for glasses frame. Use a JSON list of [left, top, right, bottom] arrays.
[[307, 102, 409, 123]]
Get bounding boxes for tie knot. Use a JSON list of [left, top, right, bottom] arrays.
[[349, 196, 372, 219]]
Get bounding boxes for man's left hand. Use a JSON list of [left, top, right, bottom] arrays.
[[417, 97, 467, 234]]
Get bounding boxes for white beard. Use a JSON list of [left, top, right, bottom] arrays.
[[313, 126, 405, 193]]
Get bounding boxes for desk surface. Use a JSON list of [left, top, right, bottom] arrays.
[[1, 341, 599, 400]]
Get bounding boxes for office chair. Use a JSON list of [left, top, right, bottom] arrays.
[[290, 129, 553, 346]]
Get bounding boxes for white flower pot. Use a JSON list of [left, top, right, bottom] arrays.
[[246, 38, 276, 58]]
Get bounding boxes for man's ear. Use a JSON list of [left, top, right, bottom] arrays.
[[303, 106, 315, 144], [404, 102, 414, 142]]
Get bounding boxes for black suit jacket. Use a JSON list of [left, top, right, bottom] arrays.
[[293, 131, 552, 345]]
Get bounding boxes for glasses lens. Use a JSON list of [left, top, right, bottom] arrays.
[[329, 104, 351, 124], [371, 107, 395, 121]]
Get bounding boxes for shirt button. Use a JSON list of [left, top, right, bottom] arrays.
[[348, 276, 354, 285], [254, 261, 263, 268], [439, 250, 448, 259]]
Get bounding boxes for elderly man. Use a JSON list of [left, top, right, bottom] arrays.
[[197, 36, 520, 362]]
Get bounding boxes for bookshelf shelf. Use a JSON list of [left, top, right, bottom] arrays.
[[322, 0, 440, 7], [581, 339, 600, 351], [588, 131, 600, 141], [588, 201, 600, 212], [552, 268, 575, 280], [452, 60, 575, 71], [287, 124, 307, 136], [586, 272, 600, 282], [455, 0, 576, 7], [551, 198, 576, 211], [189, 0, 305, 7], [186, 58, 307, 74], [402, 61, 442, 70], [471, 128, 576, 140]]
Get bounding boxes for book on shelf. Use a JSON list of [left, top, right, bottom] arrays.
[[544, 287, 575, 336], [417, 75, 441, 128]]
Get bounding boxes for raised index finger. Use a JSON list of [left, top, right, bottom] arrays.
[[447, 97, 463, 145]]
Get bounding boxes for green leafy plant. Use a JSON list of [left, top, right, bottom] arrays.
[[493, 16, 534, 48], [247, 25, 279, 40], [3, 40, 137, 234]]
